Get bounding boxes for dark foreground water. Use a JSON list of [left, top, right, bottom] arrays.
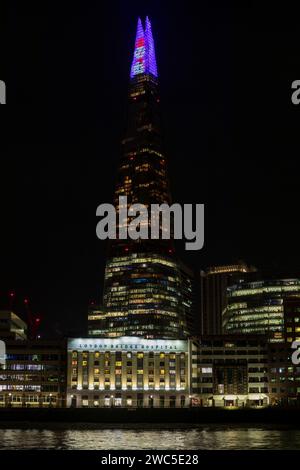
[[0, 425, 300, 450]]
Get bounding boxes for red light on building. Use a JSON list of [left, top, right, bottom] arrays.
[[136, 37, 145, 48]]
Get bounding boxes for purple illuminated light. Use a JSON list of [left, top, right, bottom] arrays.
[[130, 17, 158, 78]]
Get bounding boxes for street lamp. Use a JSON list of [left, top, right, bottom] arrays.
[[149, 395, 154, 408], [8, 393, 12, 408], [70, 394, 77, 408]]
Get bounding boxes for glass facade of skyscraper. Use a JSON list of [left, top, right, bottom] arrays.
[[223, 279, 300, 342], [88, 254, 189, 338], [89, 17, 193, 339]]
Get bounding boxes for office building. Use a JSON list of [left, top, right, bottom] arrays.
[[190, 335, 270, 407], [223, 278, 300, 342], [200, 262, 256, 335], [0, 340, 67, 408], [267, 341, 300, 405], [284, 297, 300, 343], [67, 334, 300, 408]]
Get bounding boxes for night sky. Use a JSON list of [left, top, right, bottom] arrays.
[[2, 1, 300, 337]]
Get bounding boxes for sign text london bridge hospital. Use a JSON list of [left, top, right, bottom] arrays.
[[68, 340, 187, 352]]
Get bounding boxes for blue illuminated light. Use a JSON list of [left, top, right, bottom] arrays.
[[130, 17, 158, 78]]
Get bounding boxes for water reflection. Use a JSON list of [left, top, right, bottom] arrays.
[[0, 426, 300, 450]]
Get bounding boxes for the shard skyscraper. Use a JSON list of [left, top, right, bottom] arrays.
[[89, 18, 193, 339]]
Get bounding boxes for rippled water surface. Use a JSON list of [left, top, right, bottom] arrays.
[[0, 426, 300, 449]]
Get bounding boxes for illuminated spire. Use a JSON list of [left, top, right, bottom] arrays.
[[145, 16, 158, 77], [130, 17, 158, 79]]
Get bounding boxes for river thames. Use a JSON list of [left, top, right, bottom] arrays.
[[0, 425, 300, 450]]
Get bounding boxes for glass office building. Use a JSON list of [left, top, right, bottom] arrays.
[[200, 262, 257, 335], [223, 279, 300, 342]]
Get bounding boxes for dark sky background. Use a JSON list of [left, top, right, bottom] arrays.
[[2, 1, 300, 337]]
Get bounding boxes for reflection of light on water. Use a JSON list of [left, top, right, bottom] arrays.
[[0, 427, 300, 450]]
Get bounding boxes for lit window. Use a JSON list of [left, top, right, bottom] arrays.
[[104, 397, 110, 407]]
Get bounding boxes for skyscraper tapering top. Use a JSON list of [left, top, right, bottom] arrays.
[[88, 18, 193, 339], [130, 17, 158, 78]]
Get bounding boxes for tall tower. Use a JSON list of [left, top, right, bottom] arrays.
[[113, 16, 172, 256], [89, 18, 193, 339], [200, 263, 257, 335]]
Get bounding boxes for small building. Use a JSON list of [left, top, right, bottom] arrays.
[[267, 341, 300, 406], [190, 335, 270, 407], [0, 340, 67, 407]]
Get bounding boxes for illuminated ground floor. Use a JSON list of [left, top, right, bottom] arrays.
[[67, 391, 191, 408], [190, 393, 270, 408], [66, 391, 272, 409], [0, 392, 65, 408]]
